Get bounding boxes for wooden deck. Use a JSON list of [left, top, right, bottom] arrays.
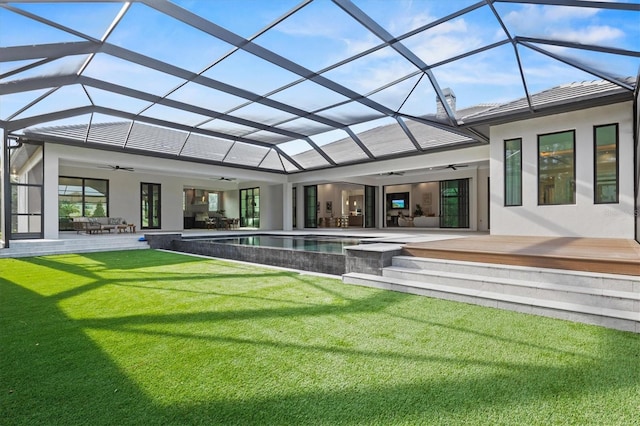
[[403, 236, 640, 276]]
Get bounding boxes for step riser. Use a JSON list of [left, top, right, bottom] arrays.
[[343, 275, 639, 333], [0, 245, 149, 258], [392, 257, 638, 293], [383, 269, 638, 311]]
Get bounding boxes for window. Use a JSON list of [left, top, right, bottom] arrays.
[[504, 138, 522, 206], [208, 192, 219, 212], [59, 176, 109, 230], [594, 124, 618, 204], [538, 130, 575, 205]]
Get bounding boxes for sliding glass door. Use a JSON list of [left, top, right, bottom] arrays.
[[440, 179, 469, 228], [240, 187, 260, 228], [141, 183, 161, 229], [304, 185, 317, 228], [364, 185, 376, 228]]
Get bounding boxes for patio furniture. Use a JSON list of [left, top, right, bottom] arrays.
[[72, 217, 129, 234], [413, 216, 439, 227]]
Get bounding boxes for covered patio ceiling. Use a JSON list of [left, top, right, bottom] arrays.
[[1, 0, 639, 174]]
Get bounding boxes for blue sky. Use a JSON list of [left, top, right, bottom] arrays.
[[1, 0, 638, 148]]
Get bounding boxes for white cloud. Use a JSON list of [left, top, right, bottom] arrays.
[[550, 25, 624, 44], [503, 4, 600, 35]]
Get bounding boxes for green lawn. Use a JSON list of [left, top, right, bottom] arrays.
[[1, 250, 638, 425]]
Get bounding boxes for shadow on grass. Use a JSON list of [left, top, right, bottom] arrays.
[[0, 277, 158, 425], [2, 252, 639, 425]]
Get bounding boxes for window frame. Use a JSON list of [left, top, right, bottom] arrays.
[[58, 176, 109, 224], [504, 138, 522, 207], [593, 123, 619, 204], [537, 129, 576, 206]]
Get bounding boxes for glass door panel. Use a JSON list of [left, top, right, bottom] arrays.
[[364, 185, 375, 228], [8, 141, 43, 240], [439, 178, 469, 228], [304, 185, 317, 228], [240, 187, 260, 228], [141, 183, 161, 229]]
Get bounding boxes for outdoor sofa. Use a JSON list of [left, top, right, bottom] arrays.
[[72, 217, 128, 234]]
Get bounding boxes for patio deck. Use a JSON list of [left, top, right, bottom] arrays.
[[403, 235, 640, 276]]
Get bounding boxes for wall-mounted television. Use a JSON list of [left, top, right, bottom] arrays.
[[386, 192, 409, 210], [391, 199, 406, 209]]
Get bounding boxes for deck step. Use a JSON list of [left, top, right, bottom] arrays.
[[343, 272, 640, 333], [0, 237, 149, 258], [391, 256, 639, 293], [383, 266, 640, 311]]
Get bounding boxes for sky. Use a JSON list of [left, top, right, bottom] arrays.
[[0, 0, 638, 155]]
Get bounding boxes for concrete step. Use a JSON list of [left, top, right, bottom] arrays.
[[392, 256, 639, 293], [0, 237, 149, 258], [343, 272, 640, 333], [383, 266, 640, 312]]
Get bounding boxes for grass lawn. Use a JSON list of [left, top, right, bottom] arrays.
[[1, 250, 638, 425]]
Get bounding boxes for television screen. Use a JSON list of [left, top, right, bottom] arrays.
[[391, 199, 405, 209]]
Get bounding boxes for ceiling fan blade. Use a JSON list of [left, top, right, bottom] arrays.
[[98, 165, 134, 171]]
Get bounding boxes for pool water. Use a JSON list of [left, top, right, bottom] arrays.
[[200, 235, 363, 254]]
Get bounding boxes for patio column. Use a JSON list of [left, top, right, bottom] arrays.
[[43, 144, 59, 239], [282, 182, 293, 231]]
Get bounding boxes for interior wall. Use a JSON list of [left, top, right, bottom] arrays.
[[385, 184, 412, 217], [490, 102, 635, 238], [410, 182, 439, 216]]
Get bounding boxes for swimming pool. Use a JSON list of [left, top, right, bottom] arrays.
[[167, 234, 368, 275], [199, 235, 363, 254]]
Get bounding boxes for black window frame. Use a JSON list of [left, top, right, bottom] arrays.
[[504, 138, 522, 207], [593, 123, 619, 204], [537, 129, 576, 206]]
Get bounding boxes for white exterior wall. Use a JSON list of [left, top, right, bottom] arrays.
[[490, 102, 635, 238], [45, 144, 283, 238], [257, 183, 283, 230], [238, 182, 284, 230]]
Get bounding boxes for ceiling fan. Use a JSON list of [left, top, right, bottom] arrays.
[[382, 171, 404, 176], [217, 176, 235, 181], [98, 165, 134, 172], [434, 164, 469, 171]]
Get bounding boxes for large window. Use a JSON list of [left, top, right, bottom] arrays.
[[208, 192, 219, 212], [504, 138, 522, 206], [594, 124, 618, 204], [538, 130, 575, 205], [59, 177, 109, 230]]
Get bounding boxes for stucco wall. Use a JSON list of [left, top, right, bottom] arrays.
[[46, 144, 273, 238], [258, 183, 283, 230], [490, 102, 634, 238]]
